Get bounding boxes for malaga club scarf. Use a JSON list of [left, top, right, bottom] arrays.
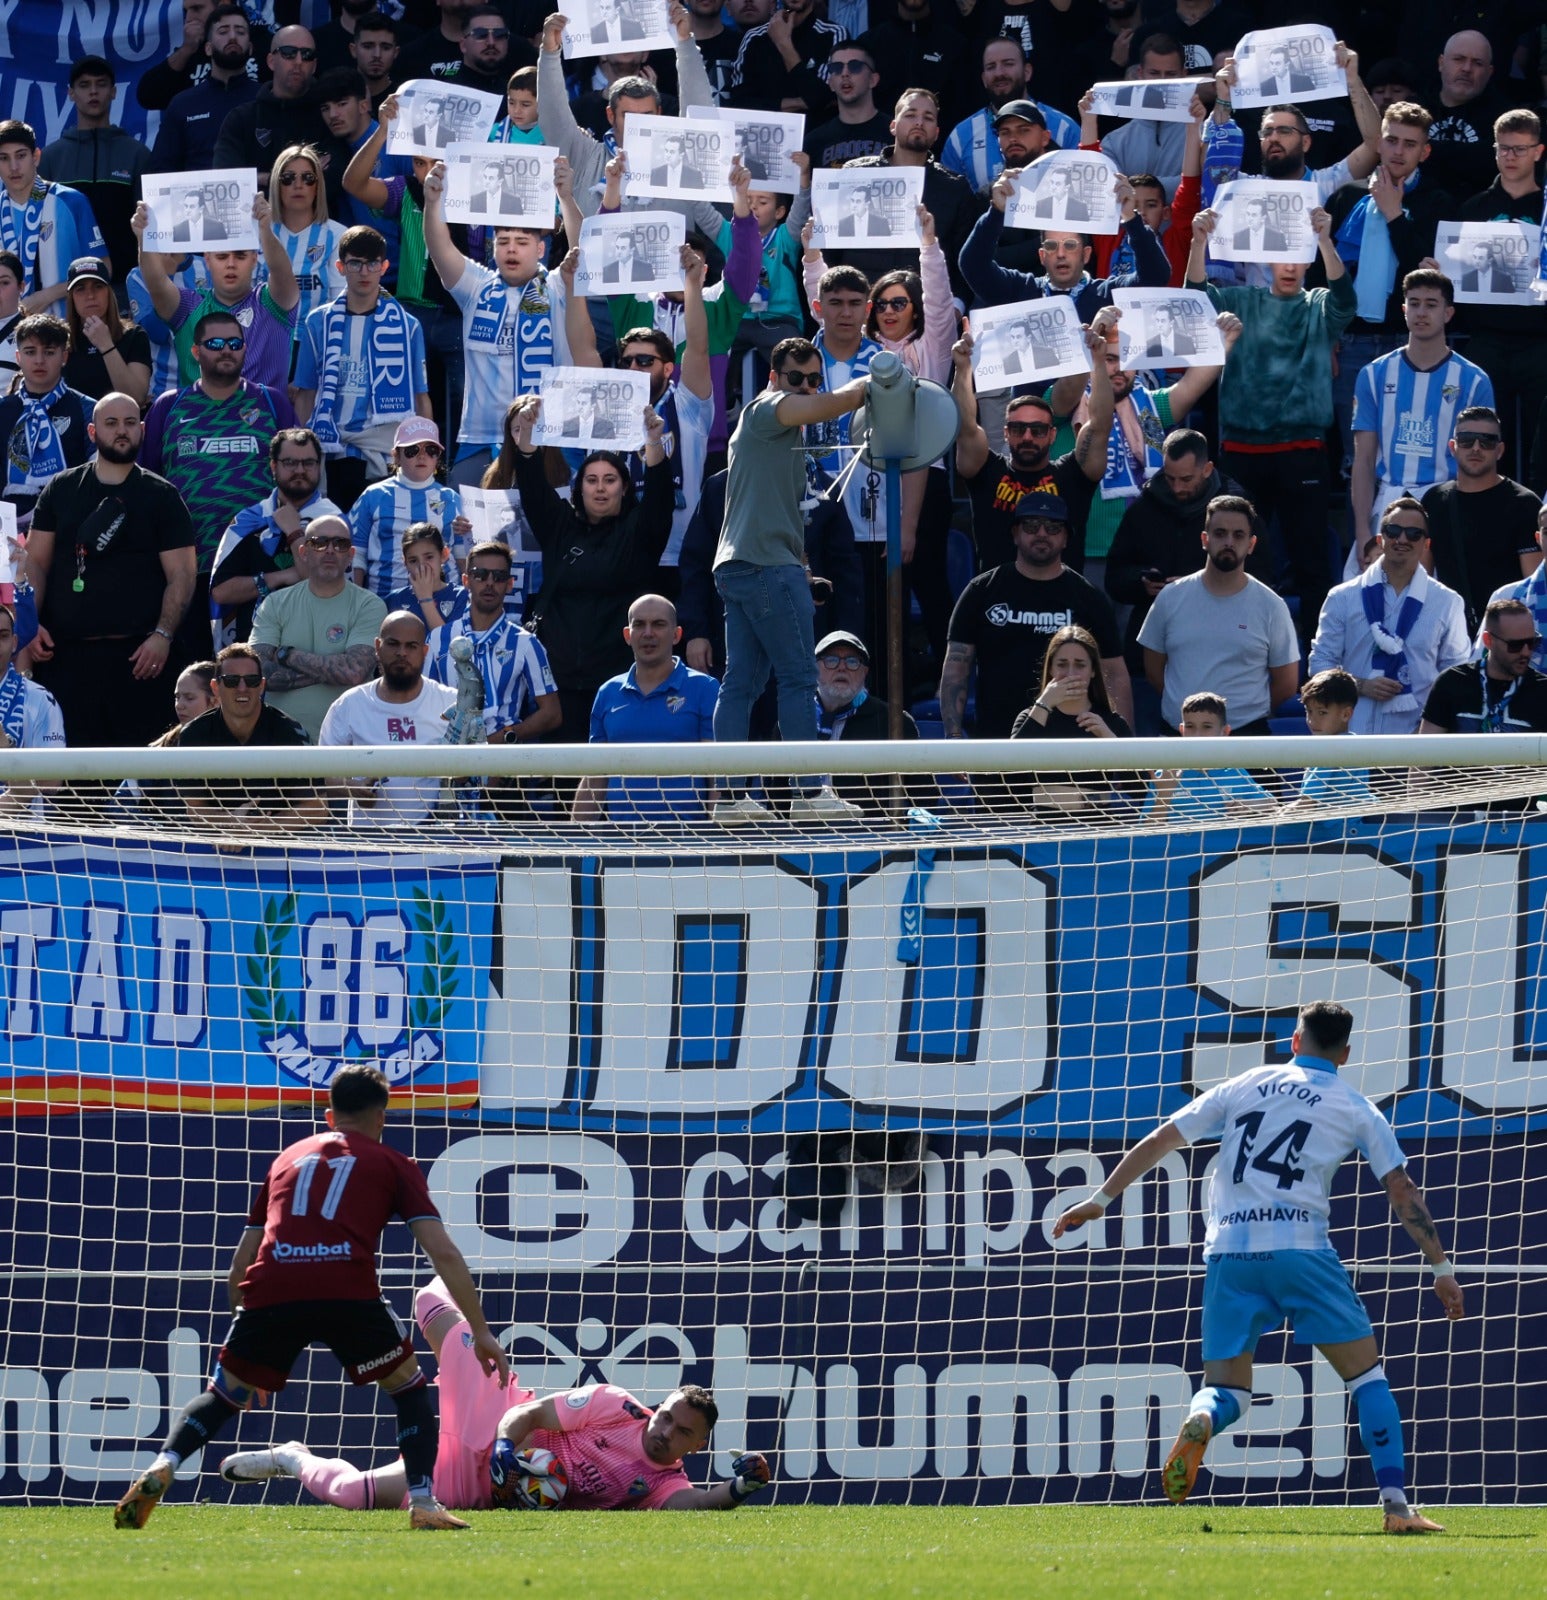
[[815, 686, 868, 739], [0, 662, 26, 747], [1515, 560, 1547, 671], [1076, 381, 1166, 501], [12, 377, 69, 488], [307, 293, 418, 450], [1360, 557, 1430, 714], [0, 182, 47, 292], [466, 265, 556, 378]]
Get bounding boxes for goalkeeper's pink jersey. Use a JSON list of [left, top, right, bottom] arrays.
[[528, 1384, 693, 1509]]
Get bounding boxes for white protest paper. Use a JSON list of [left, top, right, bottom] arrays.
[[140, 169, 259, 252], [810, 166, 924, 250], [1005, 150, 1123, 236], [0, 501, 16, 593], [1208, 178, 1317, 264], [623, 114, 733, 204], [387, 79, 504, 156], [459, 486, 540, 554], [1112, 288, 1226, 371], [533, 367, 652, 450], [968, 298, 1090, 394], [1231, 25, 1348, 110], [574, 211, 686, 298], [1436, 221, 1542, 306], [441, 143, 559, 229], [1087, 78, 1212, 123], [562, 0, 674, 61], [687, 105, 805, 195]]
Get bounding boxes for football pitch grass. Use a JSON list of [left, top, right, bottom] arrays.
[[6, 1504, 1541, 1600]]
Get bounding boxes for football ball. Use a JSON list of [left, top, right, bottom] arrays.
[[516, 1447, 569, 1509]]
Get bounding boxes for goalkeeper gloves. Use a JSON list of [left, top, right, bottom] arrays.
[[489, 1438, 541, 1510], [727, 1451, 770, 1504]]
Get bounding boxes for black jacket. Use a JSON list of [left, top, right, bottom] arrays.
[[1324, 173, 1454, 333], [517, 450, 674, 705], [677, 469, 864, 666], [832, 149, 985, 305], [1105, 466, 1256, 668], [213, 85, 329, 184]]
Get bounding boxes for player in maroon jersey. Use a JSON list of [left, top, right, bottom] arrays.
[[114, 1064, 509, 1533]]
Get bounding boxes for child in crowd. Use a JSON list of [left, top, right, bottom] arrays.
[[1147, 692, 1276, 822], [349, 417, 470, 599], [490, 67, 544, 145], [1291, 668, 1376, 807], [729, 155, 812, 396], [384, 522, 463, 632]]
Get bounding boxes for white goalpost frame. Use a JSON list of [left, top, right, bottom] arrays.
[[0, 735, 1542, 1508]]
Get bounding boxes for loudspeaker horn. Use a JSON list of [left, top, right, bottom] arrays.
[[848, 349, 960, 471]]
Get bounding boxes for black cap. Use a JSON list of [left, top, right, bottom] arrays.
[[66, 256, 111, 289], [1011, 491, 1069, 525], [993, 99, 1047, 130]]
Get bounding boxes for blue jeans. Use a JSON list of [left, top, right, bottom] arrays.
[[1333, 329, 1402, 475], [713, 561, 818, 783]]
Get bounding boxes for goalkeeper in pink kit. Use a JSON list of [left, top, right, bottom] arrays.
[[221, 1276, 772, 1512]]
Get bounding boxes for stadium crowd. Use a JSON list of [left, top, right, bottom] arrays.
[[7, 0, 1547, 823]]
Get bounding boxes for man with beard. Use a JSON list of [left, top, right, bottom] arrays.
[[952, 326, 1114, 575], [142, 308, 298, 657], [803, 46, 891, 167], [802, 628, 924, 814], [836, 89, 982, 306], [209, 428, 342, 650], [1424, 31, 1508, 201], [446, 5, 535, 96], [941, 35, 1078, 196], [730, 0, 845, 118], [24, 392, 198, 747], [1105, 429, 1254, 686], [213, 26, 330, 192], [941, 492, 1132, 740], [139, 0, 267, 117], [1138, 494, 1300, 736], [149, 5, 262, 176], [319, 610, 462, 824]]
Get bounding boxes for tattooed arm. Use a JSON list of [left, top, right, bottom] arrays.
[[938, 640, 976, 739], [1383, 1166, 1465, 1320], [252, 641, 379, 693]]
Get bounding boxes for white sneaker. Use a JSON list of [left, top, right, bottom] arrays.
[[713, 795, 775, 825], [220, 1441, 308, 1483], [789, 786, 863, 823]]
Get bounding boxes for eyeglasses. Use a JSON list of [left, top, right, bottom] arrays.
[[276, 456, 319, 470], [467, 565, 511, 583], [617, 352, 661, 368], [1497, 634, 1543, 651], [1455, 431, 1502, 448], [274, 44, 317, 61], [1380, 525, 1425, 542], [780, 368, 824, 388], [198, 335, 245, 351], [874, 295, 912, 313], [1494, 143, 1540, 156], [467, 26, 510, 39], [279, 170, 317, 186], [818, 653, 866, 669], [398, 442, 442, 460], [218, 672, 263, 688], [340, 257, 384, 273], [1259, 123, 1306, 139], [306, 536, 351, 552], [1005, 421, 1053, 438]]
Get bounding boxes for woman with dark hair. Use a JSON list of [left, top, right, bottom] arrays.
[[481, 398, 526, 492], [510, 393, 673, 737], [62, 257, 152, 405], [1011, 625, 1135, 818]]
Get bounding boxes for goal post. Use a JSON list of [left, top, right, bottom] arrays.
[[0, 736, 1542, 1506]]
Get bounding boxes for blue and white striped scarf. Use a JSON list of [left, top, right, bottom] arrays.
[[0, 662, 27, 747], [308, 292, 418, 451], [10, 377, 69, 490]]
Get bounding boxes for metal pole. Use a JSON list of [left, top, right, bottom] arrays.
[[885, 457, 905, 743]]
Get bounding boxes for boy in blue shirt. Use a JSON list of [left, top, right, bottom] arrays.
[[1291, 668, 1376, 808], [1147, 692, 1276, 822]]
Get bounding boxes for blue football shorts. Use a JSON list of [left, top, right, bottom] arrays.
[[1201, 1249, 1374, 1360]]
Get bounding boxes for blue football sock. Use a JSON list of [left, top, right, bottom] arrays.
[[1189, 1386, 1250, 1434], [1348, 1365, 1406, 1503]]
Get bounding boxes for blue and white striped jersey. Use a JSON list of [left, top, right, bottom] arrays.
[[941, 104, 1082, 195], [1170, 1055, 1406, 1256], [349, 474, 464, 598], [275, 220, 347, 333], [129, 256, 212, 398], [425, 611, 557, 736], [1352, 348, 1495, 491]]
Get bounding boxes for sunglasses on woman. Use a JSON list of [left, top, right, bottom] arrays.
[[280, 170, 318, 187], [398, 443, 443, 460]]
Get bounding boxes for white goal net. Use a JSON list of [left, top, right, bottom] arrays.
[[0, 735, 1542, 1505]]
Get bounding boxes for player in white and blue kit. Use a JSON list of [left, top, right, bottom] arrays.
[[425, 540, 560, 744], [1055, 1000, 1465, 1534], [1349, 269, 1493, 554]]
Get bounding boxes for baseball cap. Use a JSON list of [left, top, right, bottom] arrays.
[[394, 416, 442, 449], [1011, 491, 1069, 525], [993, 99, 1047, 130], [66, 256, 111, 290], [815, 629, 870, 663]]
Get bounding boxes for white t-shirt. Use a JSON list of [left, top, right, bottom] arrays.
[[318, 677, 459, 825], [1169, 1057, 1407, 1256]]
